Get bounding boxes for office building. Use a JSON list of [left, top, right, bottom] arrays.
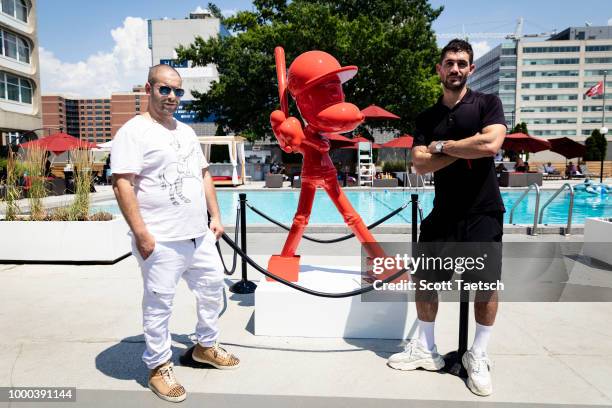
[[42, 86, 149, 143], [469, 25, 612, 159], [148, 7, 228, 135], [0, 0, 42, 149]]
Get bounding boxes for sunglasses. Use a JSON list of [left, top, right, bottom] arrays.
[[157, 85, 185, 97]]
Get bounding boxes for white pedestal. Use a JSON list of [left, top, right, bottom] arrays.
[[584, 217, 612, 265], [255, 266, 416, 339]]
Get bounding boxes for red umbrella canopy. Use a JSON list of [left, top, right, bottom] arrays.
[[548, 137, 586, 159], [382, 134, 414, 149], [20, 132, 98, 154], [360, 105, 400, 120], [325, 133, 357, 149], [502, 132, 551, 153], [342, 136, 381, 149]]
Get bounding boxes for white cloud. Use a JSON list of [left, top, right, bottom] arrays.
[[39, 17, 151, 98], [471, 40, 492, 60], [222, 9, 237, 18], [608, 17, 612, 26]]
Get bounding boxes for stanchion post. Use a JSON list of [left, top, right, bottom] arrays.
[[411, 194, 418, 241], [230, 193, 257, 294]]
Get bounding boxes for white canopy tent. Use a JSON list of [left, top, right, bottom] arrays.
[[93, 140, 113, 152], [198, 135, 246, 185]]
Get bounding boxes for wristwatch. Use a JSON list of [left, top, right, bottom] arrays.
[[435, 141, 445, 153]]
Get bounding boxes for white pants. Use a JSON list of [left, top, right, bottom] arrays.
[[132, 231, 224, 369]]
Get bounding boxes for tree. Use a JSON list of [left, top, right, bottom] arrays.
[[584, 129, 607, 161], [177, 0, 443, 141], [512, 122, 528, 135]]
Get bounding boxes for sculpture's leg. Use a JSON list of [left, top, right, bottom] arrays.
[[267, 178, 316, 282], [322, 174, 395, 281]]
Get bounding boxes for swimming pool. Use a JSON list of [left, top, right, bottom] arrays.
[[94, 189, 611, 226]]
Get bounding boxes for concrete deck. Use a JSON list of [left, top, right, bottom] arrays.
[[1, 231, 611, 407]]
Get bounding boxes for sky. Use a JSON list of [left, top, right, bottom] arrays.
[[37, 0, 612, 97]]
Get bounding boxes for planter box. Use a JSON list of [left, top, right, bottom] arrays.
[[0, 216, 131, 263], [373, 178, 398, 188], [584, 218, 612, 265]]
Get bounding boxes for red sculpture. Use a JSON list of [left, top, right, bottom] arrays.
[[268, 47, 387, 282]]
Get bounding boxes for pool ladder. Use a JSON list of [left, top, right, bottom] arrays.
[[509, 183, 575, 235], [539, 183, 574, 236], [509, 183, 541, 235]]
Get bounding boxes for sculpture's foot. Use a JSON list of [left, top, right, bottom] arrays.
[[267, 255, 301, 282]]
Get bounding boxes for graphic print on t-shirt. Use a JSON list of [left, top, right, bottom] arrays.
[[158, 133, 201, 206]]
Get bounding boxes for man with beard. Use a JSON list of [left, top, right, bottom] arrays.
[[112, 64, 240, 403], [387, 40, 506, 397]]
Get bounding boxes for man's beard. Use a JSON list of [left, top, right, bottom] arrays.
[[442, 75, 468, 91]]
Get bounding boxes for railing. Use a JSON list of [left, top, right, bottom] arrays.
[[509, 183, 541, 235], [538, 183, 575, 236]]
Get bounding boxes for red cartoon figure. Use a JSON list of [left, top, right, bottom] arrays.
[[268, 47, 387, 282]]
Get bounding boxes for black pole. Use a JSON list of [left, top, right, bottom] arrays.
[[230, 193, 257, 294], [601, 70, 607, 184], [411, 193, 418, 241], [458, 289, 470, 358]]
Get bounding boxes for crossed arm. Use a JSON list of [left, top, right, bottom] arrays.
[[412, 124, 506, 175]]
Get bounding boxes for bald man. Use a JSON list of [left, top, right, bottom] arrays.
[[111, 64, 239, 403]]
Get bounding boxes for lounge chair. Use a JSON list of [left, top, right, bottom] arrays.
[[579, 165, 597, 179], [538, 164, 562, 180]]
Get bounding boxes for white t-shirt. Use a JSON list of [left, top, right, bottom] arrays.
[[111, 115, 209, 241]]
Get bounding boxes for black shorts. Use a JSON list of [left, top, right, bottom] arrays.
[[413, 212, 503, 284]]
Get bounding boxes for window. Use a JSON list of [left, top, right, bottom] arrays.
[[583, 117, 612, 124], [583, 105, 612, 112], [17, 36, 29, 63], [5, 73, 19, 101], [3, 31, 17, 59], [584, 70, 609, 76], [521, 94, 578, 101], [522, 118, 577, 125], [523, 46, 579, 53], [532, 130, 576, 136], [521, 82, 578, 89], [16, 0, 26, 21], [1, 0, 15, 18], [0, 29, 30, 63], [523, 58, 579, 65], [585, 57, 612, 64], [522, 70, 578, 77], [1, 0, 28, 22], [521, 106, 577, 113], [586, 45, 612, 52]]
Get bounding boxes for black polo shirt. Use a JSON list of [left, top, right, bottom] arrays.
[[413, 89, 506, 220]]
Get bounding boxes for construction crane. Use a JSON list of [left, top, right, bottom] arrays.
[[437, 17, 557, 42]]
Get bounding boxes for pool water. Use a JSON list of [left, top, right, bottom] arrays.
[[94, 190, 611, 226]]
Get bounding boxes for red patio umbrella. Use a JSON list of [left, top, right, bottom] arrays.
[[382, 135, 414, 170], [325, 133, 357, 149], [502, 132, 551, 153], [20, 132, 98, 154], [548, 137, 586, 159], [382, 134, 414, 149], [361, 105, 401, 120], [342, 136, 382, 149]]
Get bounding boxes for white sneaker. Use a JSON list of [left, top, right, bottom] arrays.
[[462, 349, 493, 396], [387, 339, 445, 371]]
